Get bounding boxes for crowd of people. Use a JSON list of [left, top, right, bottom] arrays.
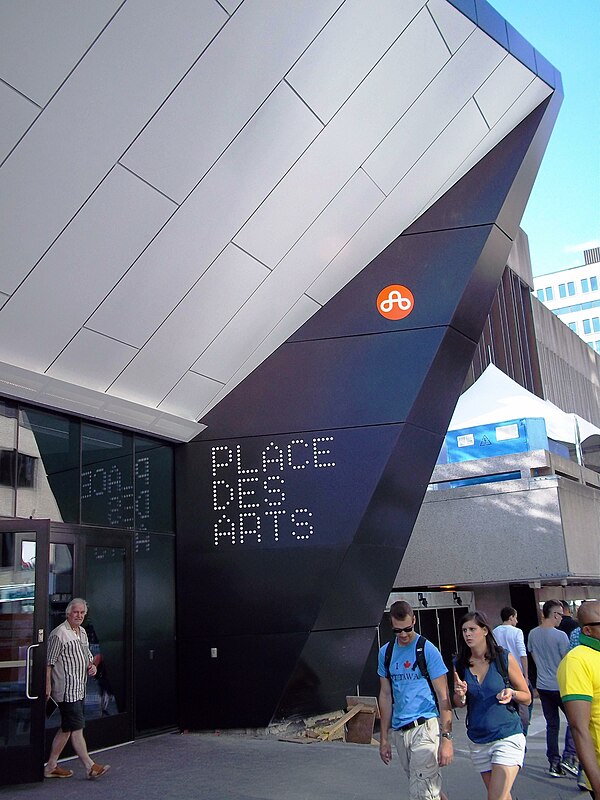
[[378, 598, 600, 800]]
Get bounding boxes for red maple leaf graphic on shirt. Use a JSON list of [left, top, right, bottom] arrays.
[[404, 660, 411, 668]]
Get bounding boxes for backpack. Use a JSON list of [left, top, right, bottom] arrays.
[[384, 634, 439, 713]]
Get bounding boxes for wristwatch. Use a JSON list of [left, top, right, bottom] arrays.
[[441, 732, 454, 740]]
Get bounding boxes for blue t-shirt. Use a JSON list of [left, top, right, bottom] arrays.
[[377, 637, 447, 729]]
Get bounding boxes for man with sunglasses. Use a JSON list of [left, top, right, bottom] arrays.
[[558, 600, 600, 798], [378, 600, 453, 800]]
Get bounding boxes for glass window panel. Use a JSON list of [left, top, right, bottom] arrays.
[[568, 322, 577, 332], [593, 318, 600, 333], [46, 543, 74, 730], [134, 532, 176, 732], [545, 286, 553, 301], [581, 278, 589, 293], [536, 289, 544, 301], [0, 531, 36, 746], [559, 283, 567, 298], [583, 319, 592, 334], [567, 281, 575, 295], [591, 276, 598, 291], [134, 437, 174, 533], [82, 425, 133, 528], [84, 546, 125, 720], [0, 400, 17, 517], [17, 408, 80, 523]]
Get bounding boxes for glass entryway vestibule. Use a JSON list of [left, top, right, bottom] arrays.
[[0, 518, 135, 786], [0, 396, 178, 785]]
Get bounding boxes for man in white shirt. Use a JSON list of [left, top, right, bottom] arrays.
[[493, 606, 530, 734]]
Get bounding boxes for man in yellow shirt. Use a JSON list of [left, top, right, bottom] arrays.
[[558, 600, 600, 798]]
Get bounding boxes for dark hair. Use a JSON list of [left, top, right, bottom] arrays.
[[455, 611, 503, 678], [500, 606, 516, 622], [390, 600, 414, 620], [542, 599, 562, 619]]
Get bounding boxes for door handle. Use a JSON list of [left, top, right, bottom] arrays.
[[25, 643, 41, 699]]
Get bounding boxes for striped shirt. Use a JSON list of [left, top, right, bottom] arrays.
[[47, 620, 93, 702]]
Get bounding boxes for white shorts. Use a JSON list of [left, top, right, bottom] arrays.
[[469, 732, 526, 773]]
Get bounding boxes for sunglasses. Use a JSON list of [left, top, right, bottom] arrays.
[[584, 621, 600, 627], [392, 625, 414, 634]]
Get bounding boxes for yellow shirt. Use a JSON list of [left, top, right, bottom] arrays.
[[557, 633, 600, 789]]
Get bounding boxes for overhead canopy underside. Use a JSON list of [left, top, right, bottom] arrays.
[[0, 0, 558, 441]]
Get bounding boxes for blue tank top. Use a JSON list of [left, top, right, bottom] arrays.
[[463, 653, 523, 743]]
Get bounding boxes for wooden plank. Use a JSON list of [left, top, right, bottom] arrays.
[[320, 704, 365, 739]]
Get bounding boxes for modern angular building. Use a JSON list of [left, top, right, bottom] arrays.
[[0, 0, 561, 785]]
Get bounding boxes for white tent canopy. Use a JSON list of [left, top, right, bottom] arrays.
[[449, 364, 600, 444]]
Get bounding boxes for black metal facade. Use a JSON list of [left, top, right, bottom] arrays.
[[175, 94, 560, 729]]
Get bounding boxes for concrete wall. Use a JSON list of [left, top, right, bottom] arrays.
[[533, 299, 600, 426], [559, 479, 600, 578], [396, 477, 565, 587]]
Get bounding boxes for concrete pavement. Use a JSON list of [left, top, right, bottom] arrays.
[[4, 700, 588, 800]]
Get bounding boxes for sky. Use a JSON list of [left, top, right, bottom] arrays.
[[489, 0, 600, 277]]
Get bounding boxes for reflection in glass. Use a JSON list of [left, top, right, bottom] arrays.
[[16, 409, 80, 522], [0, 531, 36, 746], [82, 426, 133, 529], [84, 547, 125, 720], [134, 437, 174, 533], [0, 400, 17, 517], [4, 400, 175, 534]]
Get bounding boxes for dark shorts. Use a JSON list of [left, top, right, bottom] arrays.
[[58, 700, 85, 732]]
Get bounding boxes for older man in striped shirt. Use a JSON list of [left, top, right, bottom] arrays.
[[44, 598, 110, 780]]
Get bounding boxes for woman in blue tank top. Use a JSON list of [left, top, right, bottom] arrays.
[[452, 611, 531, 800]]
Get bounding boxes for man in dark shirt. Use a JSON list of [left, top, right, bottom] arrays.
[[559, 601, 579, 637]]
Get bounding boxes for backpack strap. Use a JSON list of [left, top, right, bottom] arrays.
[[494, 648, 520, 716], [411, 635, 440, 713], [494, 648, 511, 689], [384, 637, 395, 704]]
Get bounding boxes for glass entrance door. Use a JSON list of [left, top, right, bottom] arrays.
[[0, 519, 49, 786], [47, 525, 133, 752]]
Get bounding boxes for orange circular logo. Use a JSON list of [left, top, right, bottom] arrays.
[[376, 284, 414, 320]]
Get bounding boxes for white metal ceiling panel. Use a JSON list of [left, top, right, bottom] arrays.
[[363, 27, 504, 195], [475, 55, 537, 128], [0, 0, 227, 295], [0, 0, 121, 106], [0, 1, 555, 440], [233, 8, 450, 269], [218, 0, 243, 14], [199, 294, 321, 420], [47, 329, 137, 391], [286, 0, 425, 124], [88, 83, 322, 348], [159, 371, 224, 419], [429, 76, 553, 207], [0, 83, 39, 163], [194, 168, 385, 384], [120, 0, 342, 202], [308, 99, 490, 306], [426, 0, 476, 53], [108, 245, 269, 407], [0, 165, 174, 371]]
